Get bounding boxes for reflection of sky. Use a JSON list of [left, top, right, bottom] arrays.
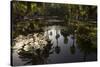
[[44, 26, 96, 63], [45, 26, 83, 63], [12, 26, 97, 65]]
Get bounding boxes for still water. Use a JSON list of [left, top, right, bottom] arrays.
[[12, 25, 97, 66]]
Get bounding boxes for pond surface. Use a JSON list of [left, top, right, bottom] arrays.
[[12, 25, 97, 66]]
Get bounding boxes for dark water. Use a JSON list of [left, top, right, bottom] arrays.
[[12, 25, 97, 66]]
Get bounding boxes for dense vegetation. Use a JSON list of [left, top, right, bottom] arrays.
[[11, 1, 97, 38], [11, 1, 97, 22]]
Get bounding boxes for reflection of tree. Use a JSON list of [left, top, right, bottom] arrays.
[[77, 25, 97, 61], [61, 29, 68, 44], [70, 35, 76, 54], [77, 35, 93, 61], [55, 30, 61, 54], [50, 31, 52, 36], [64, 37, 68, 44]]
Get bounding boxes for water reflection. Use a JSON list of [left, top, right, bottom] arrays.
[[18, 43, 53, 65], [55, 30, 60, 54], [14, 37, 53, 65], [60, 29, 68, 44], [50, 31, 52, 36], [12, 24, 97, 66], [77, 25, 97, 61], [70, 34, 76, 54]]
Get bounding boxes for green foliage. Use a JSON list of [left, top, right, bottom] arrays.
[[12, 1, 97, 21], [76, 23, 97, 54], [12, 1, 27, 17]]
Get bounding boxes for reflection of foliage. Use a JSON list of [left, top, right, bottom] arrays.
[[55, 45, 60, 54], [70, 36, 76, 55], [77, 35, 93, 53], [70, 44, 75, 54], [50, 31, 52, 36], [55, 30, 61, 54], [18, 35, 53, 65], [17, 41, 53, 65], [11, 1, 97, 64], [64, 37, 68, 44], [77, 24, 97, 56], [13, 31, 54, 65], [60, 29, 69, 44], [56, 34, 60, 39]]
